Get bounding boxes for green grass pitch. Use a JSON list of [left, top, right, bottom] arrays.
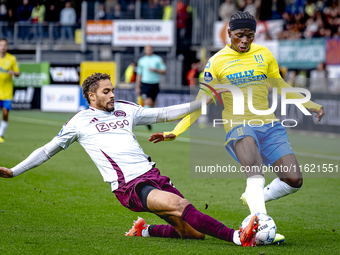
[[0, 110, 339, 255]]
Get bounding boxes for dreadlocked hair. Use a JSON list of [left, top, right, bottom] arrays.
[[82, 72, 111, 104]]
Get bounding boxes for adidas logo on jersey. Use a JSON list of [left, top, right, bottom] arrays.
[[90, 118, 99, 123]]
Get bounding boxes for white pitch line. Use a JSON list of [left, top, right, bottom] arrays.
[[12, 116, 340, 161], [294, 151, 340, 161], [11, 116, 64, 127]]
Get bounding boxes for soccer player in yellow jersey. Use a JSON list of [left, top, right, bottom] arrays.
[[0, 38, 20, 143], [149, 11, 325, 244]]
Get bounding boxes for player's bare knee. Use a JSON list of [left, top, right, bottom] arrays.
[[286, 177, 303, 188], [175, 198, 191, 215]]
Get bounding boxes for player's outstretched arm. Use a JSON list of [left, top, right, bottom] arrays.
[[0, 140, 63, 178], [270, 77, 325, 123], [149, 89, 228, 143]]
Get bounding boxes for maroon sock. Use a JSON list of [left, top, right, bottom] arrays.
[[181, 204, 235, 242], [148, 225, 181, 238]]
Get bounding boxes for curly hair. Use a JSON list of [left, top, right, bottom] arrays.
[[82, 72, 111, 104]]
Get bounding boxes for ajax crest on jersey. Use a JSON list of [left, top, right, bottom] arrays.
[[242, 212, 276, 245], [114, 110, 127, 117], [204, 72, 213, 83], [254, 54, 264, 64]]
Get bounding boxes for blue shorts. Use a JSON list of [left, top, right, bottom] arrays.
[[225, 122, 294, 166], [0, 100, 12, 111]]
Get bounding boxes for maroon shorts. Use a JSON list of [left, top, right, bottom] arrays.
[[114, 168, 184, 212]]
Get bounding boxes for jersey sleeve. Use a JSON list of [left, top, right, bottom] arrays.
[[270, 77, 322, 111], [157, 57, 166, 71], [114, 101, 155, 126], [163, 60, 219, 140], [12, 57, 19, 72], [133, 105, 158, 125], [266, 49, 281, 79], [266, 50, 322, 111], [52, 118, 79, 150]]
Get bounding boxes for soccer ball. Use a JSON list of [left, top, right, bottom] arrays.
[[241, 212, 277, 245]]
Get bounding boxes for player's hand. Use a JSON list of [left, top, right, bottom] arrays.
[[310, 106, 325, 123], [149, 132, 176, 143], [0, 167, 13, 178], [149, 68, 155, 72], [8, 70, 15, 75], [206, 89, 230, 105]]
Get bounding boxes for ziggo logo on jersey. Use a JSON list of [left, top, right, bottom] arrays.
[[96, 120, 129, 132]]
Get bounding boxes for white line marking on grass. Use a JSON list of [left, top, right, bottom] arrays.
[[11, 116, 64, 126], [12, 116, 340, 161], [293, 151, 340, 161]]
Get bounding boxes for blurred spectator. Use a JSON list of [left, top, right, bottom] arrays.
[[305, 0, 316, 17], [0, 0, 7, 38], [237, 0, 247, 11], [287, 70, 297, 87], [45, 3, 60, 40], [59, 1, 76, 44], [271, 0, 286, 19], [105, 0, 116, 16], [186, 59, 201, 86], [45, 3, 60, 22], [7, 7, 15, 40], [287, 70, 307, 88], [162, 0, 172, 20], [310, 62, 329, 92], [17, 0, 33, 41], [0, 0, 7, 21], [244, 0, 257, 18], [177, 0, 188, 42], [96, 3, 106, 20], [304, 14, 318, 38], [31, 0, 45, 42], [107, 3, 122, 19], [125, 1, 135, 19], [125, 61, 137, 84], [142, 0, 163, 19], [219, 0, 238, 22], [258, 0, 288, 20], [333, 26, 340, 38]]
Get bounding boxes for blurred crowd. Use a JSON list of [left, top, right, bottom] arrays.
[[219, 0, 340, 40], [0, 0, 184, 23], [1, 0, 340, 42], [0, 0, 193, 43], [0, 0, 80, 43], [97, 0, 173, 20]]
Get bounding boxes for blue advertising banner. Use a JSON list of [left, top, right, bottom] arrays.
[[278, 38, 326, 69]]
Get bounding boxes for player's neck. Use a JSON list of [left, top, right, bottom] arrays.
[[0, 52, 6, 58]]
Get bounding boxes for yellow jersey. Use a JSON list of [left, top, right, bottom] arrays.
[[0, 53, 19, 100], [165, 43, 322, 138]]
